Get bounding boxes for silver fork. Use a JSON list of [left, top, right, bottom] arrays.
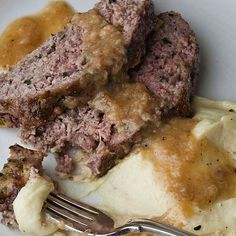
[[46, 192, 196, 236]]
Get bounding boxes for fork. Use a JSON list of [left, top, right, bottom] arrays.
[[46, 192, 196, 236]]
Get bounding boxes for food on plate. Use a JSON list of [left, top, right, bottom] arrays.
[[0, 9, 127, 128], [0, 145, 45, 227], [2, 0, 235, 236], [95, 0, 155, 68], [0, 145, 61, 236], [130, 12, 199, 117], [20, 83, 159, 176], [0, 1, 75, 69], [58, 97, 236, 236], [2, 97, 236, 236], [0, 0, 156, 129], [18, 8, 199, 178]]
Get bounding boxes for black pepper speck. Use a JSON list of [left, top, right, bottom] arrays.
[[194, 225, 202, 231]]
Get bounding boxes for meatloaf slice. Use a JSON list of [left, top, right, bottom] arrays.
[[0, 10, 126, 128], [130, 12, 200, 117], [20, 83, 159, 176], [0, 145, 45, 227], [96, 0, 155, 68]]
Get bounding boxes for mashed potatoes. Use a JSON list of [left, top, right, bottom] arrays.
[[13, 176, 58, 236], [193, 96, 236, 159], [14, 96, 236, 236], [58, 96, 236, 236]]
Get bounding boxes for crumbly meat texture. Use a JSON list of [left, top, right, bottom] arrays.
[[0, 113, 19, 128], [0, 145, 45, 227], [20, 83, 159, 176], [96, 0, 155, 68], [0, 10, 126, 128], [130, 12, 200, 117], [55, 154, 74, 174]]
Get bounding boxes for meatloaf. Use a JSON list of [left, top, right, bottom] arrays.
[[0, 9, 127, 128], [20, 83, 159, 176], [0, 145, 45, 227], [130, 12, 200, 117], [95, 0, 155, 68]]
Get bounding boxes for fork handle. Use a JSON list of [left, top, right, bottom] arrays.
[[134, 219, 196, 236], [113, 219, 196, 236]]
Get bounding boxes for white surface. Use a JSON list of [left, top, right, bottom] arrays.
[[0, 0, 236, 235]]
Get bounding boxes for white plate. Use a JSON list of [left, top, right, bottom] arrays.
[[1, 0, 236, 235]]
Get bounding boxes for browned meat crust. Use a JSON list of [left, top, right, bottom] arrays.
[[130, 11, 200, 117], [0, 145, 45, 227], [0, 114, 19, 128]]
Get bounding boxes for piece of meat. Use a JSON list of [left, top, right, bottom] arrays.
[[0, 145, 45, 227], [20, 83, 159, 176], [20, 107, 112, 153], [130, 11, 200, 117], [96, 0, 155, 68], [0, 69, 18, 128], [0, 0, 156, 129], [55, 154, 74, 174], [0, 10, 127, 128], [0, 114, 19, 128]]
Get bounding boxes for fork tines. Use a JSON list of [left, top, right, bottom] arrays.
[[46, 192, 114, 233]]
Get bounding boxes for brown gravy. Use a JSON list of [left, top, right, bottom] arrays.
[[141, 118, 236, 216], [0, 1, 75, 68]]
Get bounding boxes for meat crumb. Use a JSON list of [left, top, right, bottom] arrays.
[[55, 155, 74, 174]]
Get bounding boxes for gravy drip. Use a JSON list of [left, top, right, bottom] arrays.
[[0, 1, 75, 68], [141, 118, 236, 216]]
